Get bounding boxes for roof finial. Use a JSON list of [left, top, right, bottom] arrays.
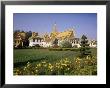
[[52, 22, 57, 32]]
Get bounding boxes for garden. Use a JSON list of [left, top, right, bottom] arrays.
[[14, 35, 97, 75], [14, 48, 97, 75]]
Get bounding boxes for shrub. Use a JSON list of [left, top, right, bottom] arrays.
[[49, 48, 80, 51], [35, 44, 40, 49], [62, 48, 70, 51], [52, 45, 59, 48], [72, 45, 78, 48], [49, 48, 62, 51], [70, 48, 80, 51], [59, 40, 72, 48]]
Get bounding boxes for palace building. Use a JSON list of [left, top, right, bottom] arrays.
[[13, 23, 96, 48], [14, 32, 26, 47], [28, 23, 82, 48]]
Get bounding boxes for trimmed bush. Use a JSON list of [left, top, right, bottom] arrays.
[[59, 40, 72, 48], [49, 48, 62, 51], [70, 48, 80, 51], [49, 48, 80, 51]]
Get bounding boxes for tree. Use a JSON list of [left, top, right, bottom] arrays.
[[80, 35, 91, 58], [14, 30, 21, 37], [52, 38, 59, 48], [59, 40, 72, 48], [53, 38, 58, 45], [24, 31, 32, 46], [27, 31, 32, 38]]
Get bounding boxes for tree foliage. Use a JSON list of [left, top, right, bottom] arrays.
[[53, 38, 58, 45], [59, 40, 72, 48], [14, 30, 32, 48], [52, 38, 59, 48], [80, 35, 91, 58]]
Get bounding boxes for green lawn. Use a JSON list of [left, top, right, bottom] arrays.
[[14, 48, 97, 75], [14, 48, 97, 68]]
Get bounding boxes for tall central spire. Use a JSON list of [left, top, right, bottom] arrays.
[[52, 22, 57, 32]]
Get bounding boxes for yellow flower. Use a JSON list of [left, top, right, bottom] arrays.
[[16, 69, 19, 72], [27, 62, 30, 64], [24, 67, 27, 70], [67, 68, 70, 70], [36, 70, 38, 72], [15, 72, 18, 75], [65, 58, 68, 61], [37, 63, 41, 67], [61, 66, 63, 69], [76, 60, 78, 63], [85, 61, 88, 64], [56, 62, 60, 65], [42, 61, 46, 64], [44, 64, 47, 67], [48, 63, 52, 66], [51, 69, 53, 71], [61, 64, 67, 66], [78, 61, 80, 64], [48, 65, 53, 69]]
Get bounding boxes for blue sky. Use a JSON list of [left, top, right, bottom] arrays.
[[13, 13, 97, 40]]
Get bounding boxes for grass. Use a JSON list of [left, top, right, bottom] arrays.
[[14, 48, 97, 75], [14, 48, 80, 67]]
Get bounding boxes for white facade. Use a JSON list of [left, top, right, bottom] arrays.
[[70, 38, 81, 48], [42, 42, 52, 47], [72, 43, 81, 48], [89, 41, 97, 48], [87, 40, 97, 48], [29, 38, 96, 48], [29, 38, 43, 47], [29, 39, 52, 48]]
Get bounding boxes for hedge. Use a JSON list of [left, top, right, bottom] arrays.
[[49, 48, 80, 51]]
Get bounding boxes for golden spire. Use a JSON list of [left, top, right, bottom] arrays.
[[52, 22, 57, 32]]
